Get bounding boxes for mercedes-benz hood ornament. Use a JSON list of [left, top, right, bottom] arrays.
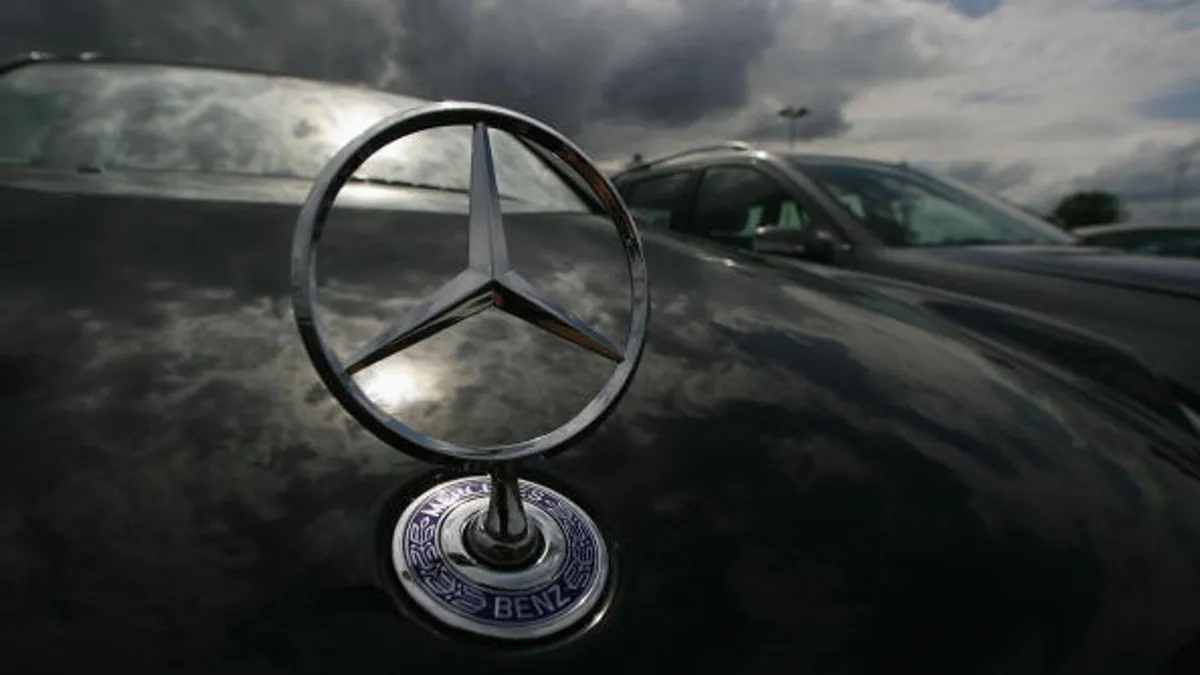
[[290, 102, 649, 641]]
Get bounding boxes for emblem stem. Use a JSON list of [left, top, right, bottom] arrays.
[[463, 462, 544, 569], [484, 461, 529, 540]]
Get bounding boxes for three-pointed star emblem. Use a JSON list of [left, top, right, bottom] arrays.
[[343, 123, 624, 376]]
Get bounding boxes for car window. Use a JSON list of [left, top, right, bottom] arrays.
[[0, 61, 586, 211], [619, 171, 691, 230], [796, 160, 1074, 247], [836, 193, 865, 218], [0, 88, 66, 166], [692, 166, 810, 240]]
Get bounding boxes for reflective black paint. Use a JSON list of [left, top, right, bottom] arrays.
[[863, 245, 1200, 412], [876, 244, 1200, 303], [2, 176, 1200, 674]]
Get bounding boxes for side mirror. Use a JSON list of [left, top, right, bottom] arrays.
[[752, 225, 838, 264]]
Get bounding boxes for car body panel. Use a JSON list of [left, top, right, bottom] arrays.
[[3, 176, 1200, 673], [862, 246, 1200, 411], [880, 244, 1200, 300]]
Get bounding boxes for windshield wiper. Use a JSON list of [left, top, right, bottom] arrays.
[[346, 175, 520, 202]]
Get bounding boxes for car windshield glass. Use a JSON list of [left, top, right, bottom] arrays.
[[793, 159, 1075, 247], [0, 61, 585, 210]]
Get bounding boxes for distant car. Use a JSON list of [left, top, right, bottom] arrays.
[[1074, 223, 1200, 259], [611, 144, 1200, 415], [5, 54, 1200, 674]]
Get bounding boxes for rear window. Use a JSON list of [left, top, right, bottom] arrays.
[[0, 61, 585, 211]]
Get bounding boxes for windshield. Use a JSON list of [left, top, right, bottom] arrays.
[[793, 159, 1076, 247], [0, 61, 585, 210]]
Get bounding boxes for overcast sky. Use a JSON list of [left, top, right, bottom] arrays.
[[2, 0, 1198, 219]]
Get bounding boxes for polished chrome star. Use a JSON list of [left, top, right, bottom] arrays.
[[343, 123, 623, 376], [291, 101, 649, 463]]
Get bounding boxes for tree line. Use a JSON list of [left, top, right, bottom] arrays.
[[1041, 190, 1125, 230]]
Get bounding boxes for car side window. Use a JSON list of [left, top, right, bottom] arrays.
[[692, 166, 810, 239], [619, 172, 692, 230]]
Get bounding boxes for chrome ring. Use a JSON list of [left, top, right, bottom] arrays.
[[290, 102, 650, 464]]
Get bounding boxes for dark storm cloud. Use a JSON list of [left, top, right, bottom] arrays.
[[387, 0, 627, 136], [598, 0, 788, 126]]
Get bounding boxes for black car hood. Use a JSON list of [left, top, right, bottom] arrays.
[[3, 179, 1200, 674], [898, 244, 1200, 301]]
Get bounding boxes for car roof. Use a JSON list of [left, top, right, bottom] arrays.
[[614, 148, 765, 177], [613, 146, 905, 182], [785, 153, 905, 170]]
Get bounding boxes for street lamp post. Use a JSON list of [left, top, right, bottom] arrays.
[[778, 105, 810, 152]]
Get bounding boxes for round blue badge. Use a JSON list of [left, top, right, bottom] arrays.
[[392, 476, 608, 640]]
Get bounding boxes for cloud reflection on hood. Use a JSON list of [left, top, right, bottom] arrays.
[[0, 60, 585, 210]]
